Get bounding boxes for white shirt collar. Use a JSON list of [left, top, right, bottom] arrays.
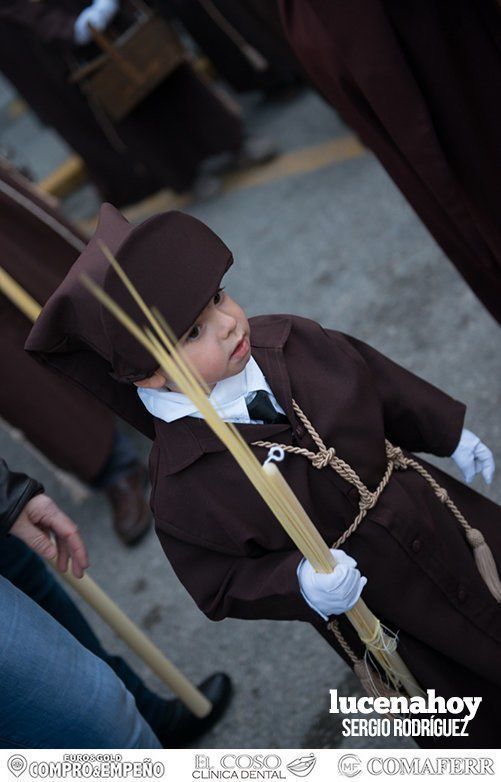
[[137, 355, 284, 424]]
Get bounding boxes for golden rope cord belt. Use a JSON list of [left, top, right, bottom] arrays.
[[253, 399, 501, 602]]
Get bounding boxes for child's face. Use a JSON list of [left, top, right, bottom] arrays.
[[135, 289, 251, 391]]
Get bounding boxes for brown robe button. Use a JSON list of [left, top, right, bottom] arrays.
[[411, 538, 421, 553], [458, 587, 467, 602]]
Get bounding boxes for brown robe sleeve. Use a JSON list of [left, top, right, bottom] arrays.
[[0, 1, 78, 46], [334, 331, 466, 457], [155, 526, 321, 625]]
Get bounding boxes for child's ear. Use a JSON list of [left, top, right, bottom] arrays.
[[133, 369, 168, 389]]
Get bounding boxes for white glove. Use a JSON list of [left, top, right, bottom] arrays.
[[297, 548, 367, 620], [74, 0, 120, 46], [452, 428, 495, 485]]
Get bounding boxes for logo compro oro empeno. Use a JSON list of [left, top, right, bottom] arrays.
[[287, 754, 317, 777], [7, 755, 27, 778]]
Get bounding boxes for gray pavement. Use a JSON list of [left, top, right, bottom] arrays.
[[0, 73, 499, 750]]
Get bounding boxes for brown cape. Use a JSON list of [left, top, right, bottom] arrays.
[[279, 0, 501, 324]]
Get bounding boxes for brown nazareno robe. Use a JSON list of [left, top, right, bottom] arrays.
[[25, 207, 501, 748], [0, 0, 243, 205], [278, 0, 501, 325], [147, 316, 501, 749], [0, 160, 114, 482]]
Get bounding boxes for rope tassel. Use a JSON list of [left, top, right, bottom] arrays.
[[409, 462, 501, 604], [329, 619, 402, 703], [466, 528, 501, 602]]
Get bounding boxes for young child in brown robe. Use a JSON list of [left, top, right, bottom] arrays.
[[26, 204, 501, 748]]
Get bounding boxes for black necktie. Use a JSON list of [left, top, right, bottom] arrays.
[[246, 390, 288, 424]]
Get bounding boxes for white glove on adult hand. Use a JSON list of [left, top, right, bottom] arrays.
[[297, 549, 367, 620], [452, 428, 495, 485], [74, 0, 120, 46]]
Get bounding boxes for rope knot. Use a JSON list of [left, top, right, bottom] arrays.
[[436, 488, 449, 504], [359, 492, 376, 511], [312, 447, 336, 470], [466, 528, 485, 549], [386, 443, 408, 470]]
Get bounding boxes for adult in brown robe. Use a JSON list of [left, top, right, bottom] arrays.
[[0, 163, 150, 543], [278, 0, 501, 325], [26, 206, 501, 748], [0, 0, 244, 205]]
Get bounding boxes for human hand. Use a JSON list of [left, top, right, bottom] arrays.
[[451, 428, 495, 485], [74, 0, 120, 46], [10, 494, 89, 578], [297, 548, 367, 620]]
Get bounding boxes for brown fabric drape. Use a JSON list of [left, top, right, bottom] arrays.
[[279, 0, 501, 324], [0, 161, 114, 482]]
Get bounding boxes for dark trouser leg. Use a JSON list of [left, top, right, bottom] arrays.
[[0, 537, 168, 734], [91, 429, 139, 490]]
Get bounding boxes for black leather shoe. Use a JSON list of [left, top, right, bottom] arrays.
[[105, 464, 152, 546], [156, 673, 233, 748]]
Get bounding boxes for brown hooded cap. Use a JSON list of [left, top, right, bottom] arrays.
[[25, 203, 233, 437], [104, 206, 233, 379]]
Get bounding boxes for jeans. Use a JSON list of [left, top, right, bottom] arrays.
[[0, 538, 162, 749]]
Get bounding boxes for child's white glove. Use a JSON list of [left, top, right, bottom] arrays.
[[74, 0, 119, 45], [451, 428, 495, 485], [297, 549, 367, 620]]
